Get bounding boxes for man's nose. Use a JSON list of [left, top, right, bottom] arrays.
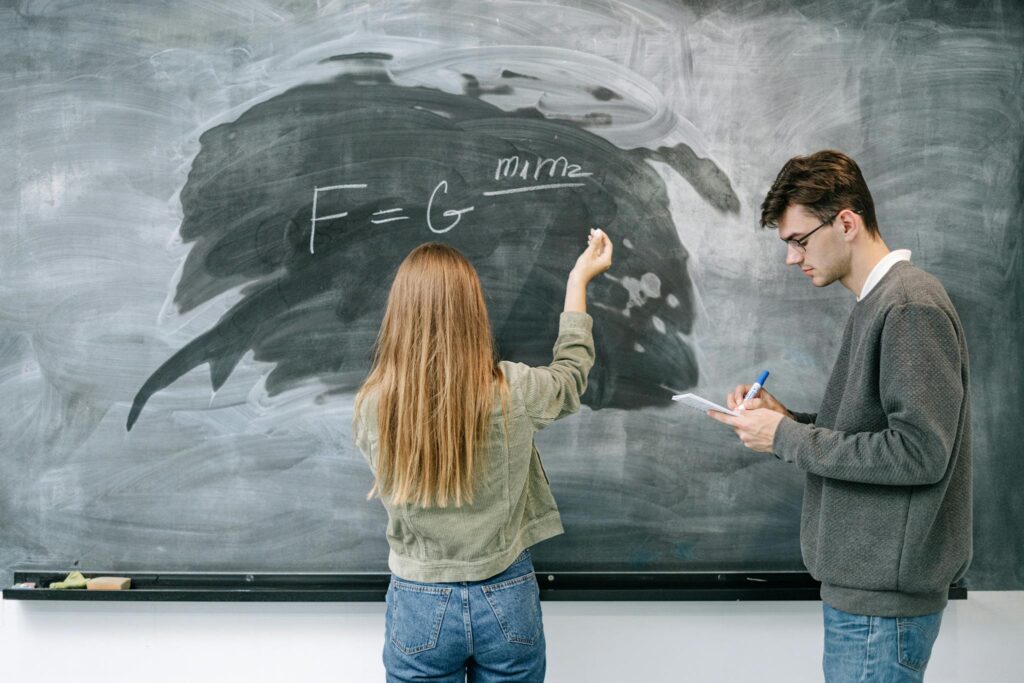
[[785, 243, 803, 265]]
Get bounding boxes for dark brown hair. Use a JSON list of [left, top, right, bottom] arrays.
[[760, 150, 879, 237]]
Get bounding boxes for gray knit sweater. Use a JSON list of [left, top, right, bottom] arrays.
[[773, 261, 972, 617]]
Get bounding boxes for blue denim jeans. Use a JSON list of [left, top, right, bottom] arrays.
[[383, 550, 545, 682], [823, 602, 943, 682]]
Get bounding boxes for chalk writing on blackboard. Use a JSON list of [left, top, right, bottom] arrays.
[[310, 155, 593, 250]]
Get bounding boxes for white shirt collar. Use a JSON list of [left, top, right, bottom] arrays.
[[859, 249, 912, 301]]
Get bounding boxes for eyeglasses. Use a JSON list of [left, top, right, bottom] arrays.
[[781, 213, 838, 253]]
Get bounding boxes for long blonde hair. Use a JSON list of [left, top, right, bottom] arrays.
[[355, 243, 506, 508]]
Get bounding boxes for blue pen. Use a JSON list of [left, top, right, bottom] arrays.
[[737, 370, 769, 410]]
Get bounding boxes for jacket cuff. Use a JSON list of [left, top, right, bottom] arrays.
[[559, 311, 593, 332]]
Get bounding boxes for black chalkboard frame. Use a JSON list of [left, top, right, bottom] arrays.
[[3, 570, 967, 602]]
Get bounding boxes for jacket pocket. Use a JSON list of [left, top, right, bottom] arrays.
[[388, 580, 452, 655], [482, 571, 542, 645]]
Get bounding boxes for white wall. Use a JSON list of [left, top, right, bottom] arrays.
[[2, 593, 1022, 682]]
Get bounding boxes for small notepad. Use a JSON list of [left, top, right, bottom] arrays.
[[671, 393, 739, 417]]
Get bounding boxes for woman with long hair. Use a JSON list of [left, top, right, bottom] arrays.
[[355, 229, 612, 682]]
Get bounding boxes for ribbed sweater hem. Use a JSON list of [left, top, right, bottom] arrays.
[[821, 583, 949, 617]]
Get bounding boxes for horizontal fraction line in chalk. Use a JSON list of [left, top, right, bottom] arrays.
[[482, 183, 587, 196]]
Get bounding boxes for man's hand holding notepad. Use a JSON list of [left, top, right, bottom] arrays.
[[674, 372, 770, 418]]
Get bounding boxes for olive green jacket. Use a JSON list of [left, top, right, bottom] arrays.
[[355, 311, 594, 582]]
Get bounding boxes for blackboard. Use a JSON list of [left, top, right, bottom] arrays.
[[2, 0, 1021, 590]]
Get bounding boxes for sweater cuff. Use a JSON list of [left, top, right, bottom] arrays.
[[559, 311, 593, 332], [789, 411, 817, 425], [772, 417, 807, 463]]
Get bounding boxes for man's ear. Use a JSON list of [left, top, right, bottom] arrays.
[[838, 208, 861, 242]]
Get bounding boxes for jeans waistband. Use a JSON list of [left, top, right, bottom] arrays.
[[391, 549, 534, 588]]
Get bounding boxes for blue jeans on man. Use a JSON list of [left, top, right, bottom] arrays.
[[383, 550, 545, 682], [823, 602, 943, 682]]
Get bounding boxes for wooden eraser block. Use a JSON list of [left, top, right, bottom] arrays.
[[86, 576, 131, 590]]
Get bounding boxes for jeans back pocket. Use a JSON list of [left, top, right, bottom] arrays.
[[482, 572, 542, 645], [388, 580, 453, 655], [897, 611, 943, 672]]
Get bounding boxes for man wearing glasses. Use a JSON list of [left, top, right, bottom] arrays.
[[709, 150, 972, 682]]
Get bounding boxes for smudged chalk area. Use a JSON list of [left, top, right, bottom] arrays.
[[129, 60, 738, 429]]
